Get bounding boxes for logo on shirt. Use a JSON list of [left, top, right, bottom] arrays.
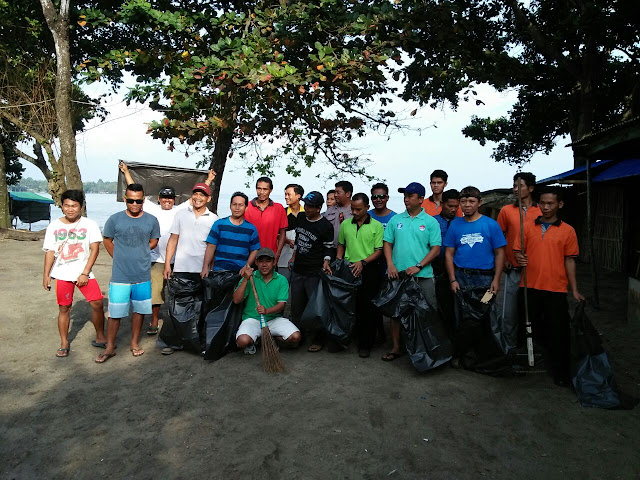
[[419, 225, 426, 231], [397, 223, 403, 230], [460, 233, 484, 248]]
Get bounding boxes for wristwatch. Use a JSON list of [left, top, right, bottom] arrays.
[[361, 259, 367, 267], [415, 263, 423, 269]]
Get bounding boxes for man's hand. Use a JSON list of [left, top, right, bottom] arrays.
[[514, 252, 528, 267], [286, 238, 295, 248], [405, 266, 420, 276], [242, 267, 254, 280], [206, 169, 217, 185], [256, 304, 267, 315], [490, 278, 500, 294], [350, 261, 363, 277], [572, 289, 585, 302], [163, 264, 173, 280], [323, 260, 332, 275], [43, 275, 52, 291], [200, 268, 209, 279], [275, 254, 281, 265], [239, 264, 251, 277], [450, 280, 460, 293], [76, 274, 89, 287], [387, 264, 399, 280], [118, 161, 129, 173], [504, 260, 513, 270]]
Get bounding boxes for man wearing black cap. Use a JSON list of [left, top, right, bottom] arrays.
[[288, 191, 335, 352], [119, 161, 215, 334]]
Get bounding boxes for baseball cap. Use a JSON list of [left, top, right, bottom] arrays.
[[398, 182, 426, 197], [158, 186, 176, 198], [302, 191, 324, 207], [256, 247, 276, 259], [192, 183, 211, 196]]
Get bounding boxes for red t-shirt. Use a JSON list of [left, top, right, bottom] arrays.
[[497, 203, 542, 267], [422, 196, 463, 217], [244, 199, 288, 252]]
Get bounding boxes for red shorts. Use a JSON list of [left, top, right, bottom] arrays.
[[55, 278, 104, 306]]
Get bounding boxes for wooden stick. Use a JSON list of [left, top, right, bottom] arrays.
[[517, 177, 535, 367], [249, 275, 285, 373]]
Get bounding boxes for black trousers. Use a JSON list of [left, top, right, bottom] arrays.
[[526, 289, 571, 381], [354, 262, 382, 350], [290, 271, 326, 345]]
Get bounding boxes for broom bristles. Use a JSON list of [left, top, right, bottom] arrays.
[[261, 326, 285, 373]]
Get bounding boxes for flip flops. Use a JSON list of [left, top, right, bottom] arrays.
[[130, 347, 144, 357], [381, 352, 403, 362], [56, 348, 70, 358], [146, 326, 159, 335], [91, 340, 116, 350], [95, 352, 116, 363]]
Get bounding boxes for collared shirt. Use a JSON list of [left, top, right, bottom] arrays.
[[237, 269, 289, 321], [245, 198, 288, 253], [383, 209, 441, 278], [338, 215, 384, 263], [278, 205, 305, 268], [497, 202, 542, 267], [514, 217, 579, 293], [434, 213, 454, 258], [421, 196, 463, 217], [169, 206, 219, 273], [323, 204, 354, 247]]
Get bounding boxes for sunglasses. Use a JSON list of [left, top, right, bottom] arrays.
[[126, 198, 144, 204], [371, 194, 387, 200]]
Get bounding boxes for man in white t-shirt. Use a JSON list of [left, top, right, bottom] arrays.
[[42, 190, 106, 358], [119, 162, 215, 334]]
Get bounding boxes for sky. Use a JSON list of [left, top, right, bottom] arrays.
[[20, 79, 574, 199]]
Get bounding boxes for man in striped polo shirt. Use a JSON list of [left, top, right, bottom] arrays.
[[201, 192, 261, 276]]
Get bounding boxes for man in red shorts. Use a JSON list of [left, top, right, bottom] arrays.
[[42, 190, 106, 357]]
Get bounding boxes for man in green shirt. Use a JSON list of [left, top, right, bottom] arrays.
[[233, 248, 301, 354], [382, 182, 442, 361], [336, 193, 384, 358]]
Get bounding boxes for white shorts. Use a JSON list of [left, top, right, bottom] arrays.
[[236, 317, 299, 342]]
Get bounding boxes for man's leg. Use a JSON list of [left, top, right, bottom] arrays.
[[57, 304, 72, 355], [148, 262, 165, 333], [97, 282, 131, 362], [545, 292, 571, 384], [236, 318, 261, 354], [269, 317, 302, 345], [355, 263, 381, 357], [130, 281, 153, 356], [78, 278, 106, 344]]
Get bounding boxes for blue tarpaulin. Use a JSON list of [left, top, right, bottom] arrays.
[[539, 159, 640, 184]]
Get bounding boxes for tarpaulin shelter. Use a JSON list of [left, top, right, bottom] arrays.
[[9, 192, 54, 229], [116, 160, 210, 206]]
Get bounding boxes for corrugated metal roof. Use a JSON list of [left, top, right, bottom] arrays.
[[567, 116, 640, 147], [593, 158, 640, 182], [9, 192, 54, 204], [538, 160, 612, 184]]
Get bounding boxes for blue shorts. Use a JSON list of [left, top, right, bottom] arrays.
[[108, 281, 152, 318]]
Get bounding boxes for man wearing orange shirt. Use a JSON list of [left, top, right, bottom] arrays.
[[495, 172, 541, 352], [514, 187, 584, 387], [421, 169, 463, 218]]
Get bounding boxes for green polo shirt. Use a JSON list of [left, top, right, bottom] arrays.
[[383, 209, 441, 278], [236, 270, 289, 321], [337, 215, 384, 263]]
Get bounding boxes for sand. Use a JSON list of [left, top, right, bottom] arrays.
[[1, 238, 639, 480]]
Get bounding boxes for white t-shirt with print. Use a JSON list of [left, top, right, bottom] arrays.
[[42, 217, 103, 282]]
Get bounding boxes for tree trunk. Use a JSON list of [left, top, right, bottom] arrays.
[[40, 0, 83, 191], [208, 128, 234, 214], [0, 143, 10, 228]]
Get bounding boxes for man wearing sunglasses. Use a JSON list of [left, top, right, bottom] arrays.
[[97, 183, 161, 363], [119, 162, 215, 335]]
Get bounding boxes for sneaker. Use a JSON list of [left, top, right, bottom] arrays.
[[244, 344, 256, 355]]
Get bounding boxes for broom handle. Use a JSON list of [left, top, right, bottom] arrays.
[[248, 275, 267, 328], [517, 180, 535, 367]]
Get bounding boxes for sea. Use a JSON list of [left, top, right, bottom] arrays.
[[17, 192, 409, 232]]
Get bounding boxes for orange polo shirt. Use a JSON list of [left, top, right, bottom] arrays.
[[422, 196, 463, 217], [513, 217, 579, 293], [497, 203, 542, 267]]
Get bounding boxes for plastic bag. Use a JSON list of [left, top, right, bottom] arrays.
[[300, 259, 361, 344], [570, 302, 621, 409], [158, 276, 204, 354], [201, 271, 241, 330], [373, 275, 452, 372]]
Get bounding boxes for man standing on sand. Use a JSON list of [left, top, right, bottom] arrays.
[[496, 172, 541, 350], [119, 161, 215, 335], [514, 187, 584, 387], [382, 182, 442, 361], [43, 189, 106, 358], [96, 183, 160, 363], [201, 192, 260, 276], [422, 169, 463, 218], [336, 193, 384, 358], [244, 176, 288, 263], [278, 183, 304, 280], [233, 248, 301, 355], [288, 191, 334, 352], [323, 180, 354, 252], [443, 186, 505, 357]]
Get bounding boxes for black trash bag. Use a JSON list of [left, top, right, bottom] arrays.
[[571, 302, 622, 409], [300, 259, 361, 344], [200, 271, 241, 332], [158, 276, 204, 354], [203, 292, 244, 361], [453, 286, 510, 375], [373, 275, 453, 372]]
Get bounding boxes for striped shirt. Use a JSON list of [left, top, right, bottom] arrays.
[[206, 217, 260, 272]]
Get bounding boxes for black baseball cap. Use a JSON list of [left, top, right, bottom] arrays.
[[302, 191, 324, 207], [158, 186, 176, 198]]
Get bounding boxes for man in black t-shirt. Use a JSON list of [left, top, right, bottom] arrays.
[[288, 191, 334, 351]]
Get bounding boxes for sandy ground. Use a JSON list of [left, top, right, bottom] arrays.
[[1, 237, 639, 480]]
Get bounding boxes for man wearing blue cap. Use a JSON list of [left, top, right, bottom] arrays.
[[382, 182, 443, 361]]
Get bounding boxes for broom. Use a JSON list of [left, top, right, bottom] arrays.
[[249, 275, 285, 373], [517, 178, 535, 367]]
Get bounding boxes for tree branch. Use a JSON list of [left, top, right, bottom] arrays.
[[0, 109, 49, 146], [16, 147, 52, 180]]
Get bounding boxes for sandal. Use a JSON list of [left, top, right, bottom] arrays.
[[146, 326, 159, 335], [130, 347, 145, 357], [56, 348, 70, 358], [381, 351, 403, 362], [307, 344, 324, 353], [95, 352, 116, 363]]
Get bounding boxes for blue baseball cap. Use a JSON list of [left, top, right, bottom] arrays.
[[398, 182, 426, 197]]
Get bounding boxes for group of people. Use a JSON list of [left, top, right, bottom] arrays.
[[42, 164, 584, 385]]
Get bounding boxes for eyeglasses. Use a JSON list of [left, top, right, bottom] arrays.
[[126, 198, 144, 204], [371, 194, 387, 200]]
